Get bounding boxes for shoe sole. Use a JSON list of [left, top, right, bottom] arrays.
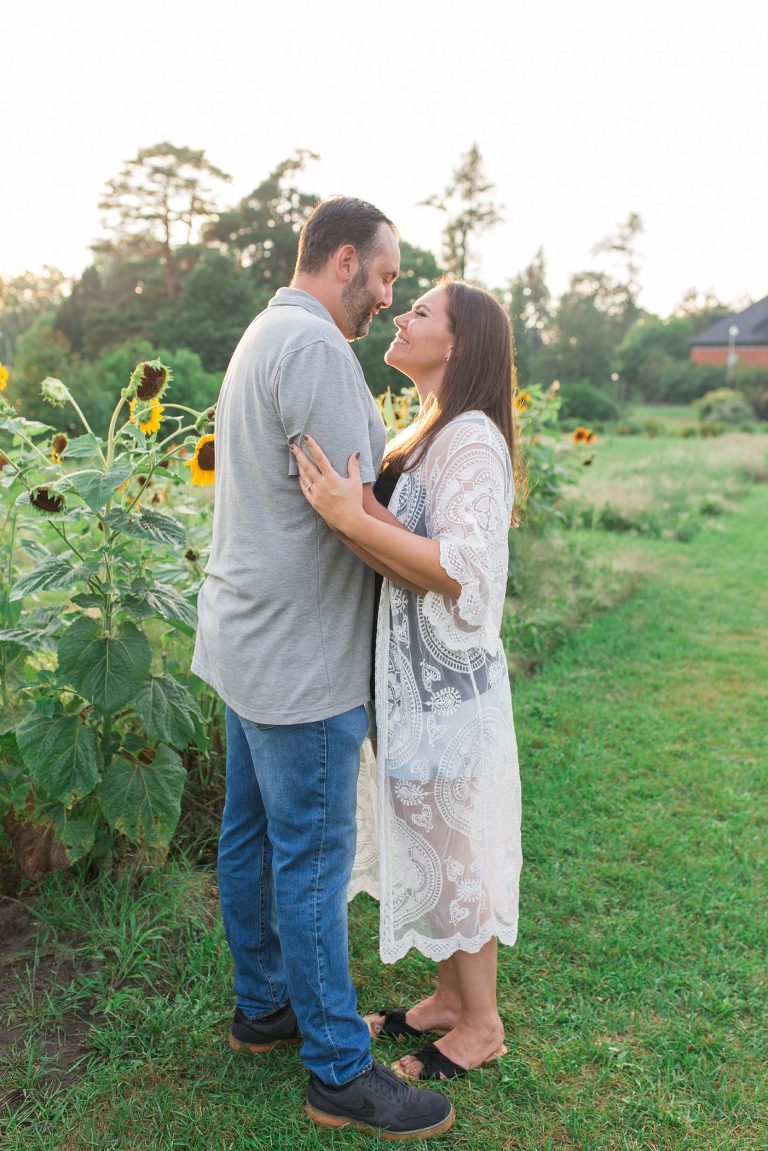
[[228, 1033, 301, 1054], [306, 1101, 455, 1140]]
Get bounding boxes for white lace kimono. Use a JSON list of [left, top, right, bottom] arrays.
[[350, 411, 522, 963]]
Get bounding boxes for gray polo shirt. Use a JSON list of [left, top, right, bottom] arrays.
[[192, 288, 387, 724]]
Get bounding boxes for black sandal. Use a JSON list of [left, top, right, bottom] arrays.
[[391, 1040, 507, 1081], [364, 1009, 442, 1041]]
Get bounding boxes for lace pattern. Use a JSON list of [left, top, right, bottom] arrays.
[[350, 412, 523, 963]]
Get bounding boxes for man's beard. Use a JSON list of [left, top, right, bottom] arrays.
[[342, 266, 377, 340]]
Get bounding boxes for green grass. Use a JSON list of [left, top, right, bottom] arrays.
[[624, 403, 697, 427], [1, 460, 767, 1149]]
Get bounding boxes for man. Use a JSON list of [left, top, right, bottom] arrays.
[[192, 197, 453, 1139]]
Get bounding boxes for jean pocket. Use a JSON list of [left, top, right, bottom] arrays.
[[254, 722, 277, 732]]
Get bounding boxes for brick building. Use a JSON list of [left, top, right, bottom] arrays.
[[690, 296, 768, 369]]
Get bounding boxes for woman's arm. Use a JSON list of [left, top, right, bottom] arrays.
[[342, 485, 428, 594], [292, 435, 460, 598], [335, 525, 429, 595]]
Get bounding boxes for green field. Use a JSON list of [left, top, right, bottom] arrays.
[[1, 427, 766, 1150]]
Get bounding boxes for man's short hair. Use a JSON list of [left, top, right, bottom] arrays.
[[295, 197, 396, 276]]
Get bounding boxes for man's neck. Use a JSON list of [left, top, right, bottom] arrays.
[[290, 273, 344, 333]]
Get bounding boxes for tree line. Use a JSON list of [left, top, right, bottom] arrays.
[[1, 142, 760, 431]]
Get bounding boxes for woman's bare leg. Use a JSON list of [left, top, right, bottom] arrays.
[[366, 957, 463, 1036], [394, 939, 505, 1077]]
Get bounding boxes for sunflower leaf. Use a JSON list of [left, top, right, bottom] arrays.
[[104, 507, 187, 548], [58, 617, 152, 713], [71, 460, 134, 511], [0, 607, 62, 652], [18, 538, 51, 561], [16, 710, 103, 808], [98, 746, 186, 848], [144, 583, 197, 628], [10, 554, 76, 600], [0, 699, 35, 736], [0, 416, 54, 437], [55, 816, 97, 865], [132, 674, 204, 747], [62, 432, 105, 459]]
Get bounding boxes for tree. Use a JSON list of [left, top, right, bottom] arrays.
[[0, 267, 69, 362], [613, 313, 738, 404], [205, 150, 320, 292], [98, 142, 230, 301], [56, 252, 169, 359], [536, 276, 619, 390], [155, 252, 260, 372], [421, 144, 503, 280], [591, 212, 644, 334], [7, 315, 94, 426], [506, 247, 552, 386], [671, 288, 731, 325]]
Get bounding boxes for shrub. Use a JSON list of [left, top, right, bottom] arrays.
[[732, 368, 768, 420], [694, 388, 755, 425], [699, 420, 727, 438], [558, 380, 621, 423], [656, 361, 727, 404]]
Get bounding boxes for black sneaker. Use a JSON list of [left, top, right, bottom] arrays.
[[228, 1003, 301, 1053], [306, 1061, 455, 1140]]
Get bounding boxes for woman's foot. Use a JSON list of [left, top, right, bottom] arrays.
[[366, 991, 462, 1039], [392, 1019, 506, 1080]]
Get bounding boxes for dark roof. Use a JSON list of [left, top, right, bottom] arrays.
[[690, 295, 768, 346]]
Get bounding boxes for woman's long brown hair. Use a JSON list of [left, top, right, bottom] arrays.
[[382, 279, 524, 517]]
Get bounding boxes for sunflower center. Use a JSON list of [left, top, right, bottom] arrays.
[[198, 441, 215, 471], [137, 365, 166, 400], [31, 487, 65, 513]]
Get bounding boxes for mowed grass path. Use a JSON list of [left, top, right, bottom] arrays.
[[2, 487, 766, 1150]]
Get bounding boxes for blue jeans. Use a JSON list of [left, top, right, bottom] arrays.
[[218, 704, 373, 1085]]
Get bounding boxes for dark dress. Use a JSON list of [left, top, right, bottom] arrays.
[[370, 469, 399, 703]]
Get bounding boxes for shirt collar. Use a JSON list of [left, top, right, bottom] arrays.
[[268, 287, 335, 327]]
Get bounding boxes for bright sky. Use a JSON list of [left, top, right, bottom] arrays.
[[3, 0, 766, 316]]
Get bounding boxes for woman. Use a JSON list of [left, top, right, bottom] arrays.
[[292, 278, 522, 1082]]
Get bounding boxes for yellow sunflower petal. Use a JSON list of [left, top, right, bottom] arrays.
[[186, 434, 215, 486], [130, 397, 165, 436]]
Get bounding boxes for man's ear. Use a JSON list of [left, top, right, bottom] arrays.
[[334, 243, 358, 283]]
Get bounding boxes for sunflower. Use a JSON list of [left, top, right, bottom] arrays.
[[514, 390, 533, 413], [50, 433, 68, 464], [41, 376, 71, 407], [129, 397, 165, 436], [187, 434, 215, 485], [30, 486, 66, 515], [128, 359, 172, 402], [572, 426, 597, 445], [0, 362, 8, 391]]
